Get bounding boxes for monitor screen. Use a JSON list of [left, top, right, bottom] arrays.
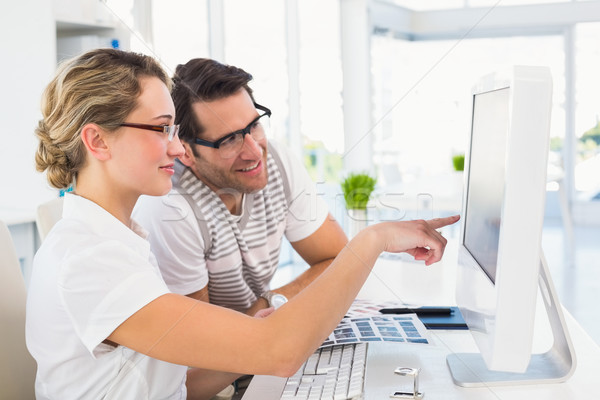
[[463, 88, 510, 284]]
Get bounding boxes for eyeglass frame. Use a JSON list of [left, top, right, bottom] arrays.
[[193, 103, 271, 150], [119, 122, 180, 142]]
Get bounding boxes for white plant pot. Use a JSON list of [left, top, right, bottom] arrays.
[[347, 208, 368, 239]]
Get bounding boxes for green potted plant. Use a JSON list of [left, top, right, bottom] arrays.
[[452, 154, 465, 172], [341, 172, 377, 237]]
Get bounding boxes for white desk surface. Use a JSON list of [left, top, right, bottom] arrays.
[[355, 246, 600, 399]]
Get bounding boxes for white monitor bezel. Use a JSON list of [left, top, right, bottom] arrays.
[[456, 66, 553, 373]]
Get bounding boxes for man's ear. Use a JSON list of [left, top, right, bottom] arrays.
[[80, 123, 111, 161], [178, 141, 197, 167]]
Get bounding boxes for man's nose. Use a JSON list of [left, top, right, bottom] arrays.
[[239, 133, 263, 159]]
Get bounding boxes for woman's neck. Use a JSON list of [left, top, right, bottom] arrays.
[[75, 171, 138, 228]]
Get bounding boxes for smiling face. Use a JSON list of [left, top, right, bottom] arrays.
[[108, 76, 184, 199], [181, 89, 269, 207]]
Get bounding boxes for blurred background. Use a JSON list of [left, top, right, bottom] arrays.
[[2, 0, 600, 341]]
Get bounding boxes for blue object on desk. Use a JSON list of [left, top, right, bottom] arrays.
[[380, 306, 468, 330]]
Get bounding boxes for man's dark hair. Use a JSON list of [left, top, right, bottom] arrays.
[[172, 58, 255, 146]]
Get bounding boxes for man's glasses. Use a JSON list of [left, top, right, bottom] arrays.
[[119, 122, 180, 142], [194, 103, 271, 159]]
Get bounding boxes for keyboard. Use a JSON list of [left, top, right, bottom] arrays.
[[281, 343, 367, 400]]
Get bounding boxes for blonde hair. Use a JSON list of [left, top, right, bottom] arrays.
[[35, 49, 171, 189]]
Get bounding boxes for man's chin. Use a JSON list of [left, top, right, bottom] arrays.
[[239, 169, 268, 193], [241, 178, 268, 194], [245, 186, 265, 194]]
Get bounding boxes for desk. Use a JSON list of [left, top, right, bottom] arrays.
[[354, 246, 599, 399]]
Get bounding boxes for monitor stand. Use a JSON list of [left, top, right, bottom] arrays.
[[446, 252, 577, 387]]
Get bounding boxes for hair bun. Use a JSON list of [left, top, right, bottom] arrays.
[[35, 120, 75, 189]]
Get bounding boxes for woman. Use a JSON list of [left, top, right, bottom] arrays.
[[27, 48, 459, 399]]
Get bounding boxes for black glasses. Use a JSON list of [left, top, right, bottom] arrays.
[[194, 103, 271, 159], [119, 122, 180, 142]]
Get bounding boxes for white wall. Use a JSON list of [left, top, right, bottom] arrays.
[[1, 2, 58, 213]]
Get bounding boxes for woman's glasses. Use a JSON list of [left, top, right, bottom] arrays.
[[119, 122, 180, 142]]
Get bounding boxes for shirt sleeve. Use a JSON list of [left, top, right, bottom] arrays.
[[58, 240, 169, 358], [271, 142, 330, 242], [133, 193, 210, 295]]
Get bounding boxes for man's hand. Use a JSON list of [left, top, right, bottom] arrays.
[[254, 307, 275, 318], [245, 214, 347, 316]]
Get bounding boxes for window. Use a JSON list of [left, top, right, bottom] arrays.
[[298, 0, 344, 183], [574, 22, 600, 200], [223, 0, 288, 145], [371, 34, 564, 214], [389, 0, 464, 10], [152, 0, 210, 74]]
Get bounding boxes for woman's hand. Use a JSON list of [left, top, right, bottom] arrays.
[[369, 215, 460, 266]]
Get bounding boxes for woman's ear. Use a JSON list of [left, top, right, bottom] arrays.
[[178, 141, 197, 167], [80, 123, 111, 161]]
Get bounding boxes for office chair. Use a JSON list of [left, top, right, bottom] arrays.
[[36, 197, 64, 241], [0, 220, 37, 399]]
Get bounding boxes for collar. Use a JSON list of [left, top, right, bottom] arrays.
[[62, 193, 151, 257]]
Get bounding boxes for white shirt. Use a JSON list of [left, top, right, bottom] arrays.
[[26, 194, 188, 400]]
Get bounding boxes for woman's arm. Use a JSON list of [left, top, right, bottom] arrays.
[[107, 216, 458, 377]]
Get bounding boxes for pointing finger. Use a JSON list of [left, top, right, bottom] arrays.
[[426, 215, 460, 230]]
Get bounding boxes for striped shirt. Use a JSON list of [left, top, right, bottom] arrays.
[[133, 142, 329, 312]]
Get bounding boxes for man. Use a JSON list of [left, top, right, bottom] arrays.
[[134, 58, 348, 316]]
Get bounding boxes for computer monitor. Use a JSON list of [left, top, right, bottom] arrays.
[[447, 66, 576, 386]]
